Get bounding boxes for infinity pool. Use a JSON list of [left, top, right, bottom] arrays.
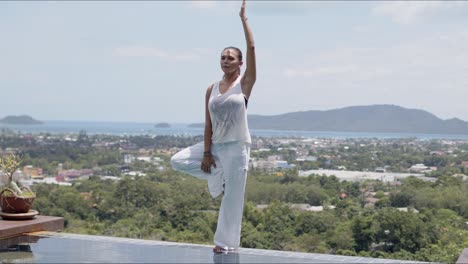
[[0, 232, 423, 263]]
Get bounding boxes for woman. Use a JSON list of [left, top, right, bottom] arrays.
[[170, 0, 256, 253]]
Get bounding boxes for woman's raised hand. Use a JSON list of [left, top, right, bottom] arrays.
[[239, 0, 247, 20]]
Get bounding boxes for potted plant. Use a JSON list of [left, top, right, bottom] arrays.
[[0, 153, 36, 214]]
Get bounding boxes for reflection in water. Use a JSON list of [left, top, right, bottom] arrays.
[[213, 252, 240, 264], [0, 235, 38, 263]]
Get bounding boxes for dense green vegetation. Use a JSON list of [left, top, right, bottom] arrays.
[[30, 171, 467, 263], [1, 133, 467, 262]]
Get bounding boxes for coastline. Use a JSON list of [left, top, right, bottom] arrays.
[[1, 120, 468, 140]]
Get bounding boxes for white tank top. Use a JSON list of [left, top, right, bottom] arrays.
[[208, 76, 251, 144]]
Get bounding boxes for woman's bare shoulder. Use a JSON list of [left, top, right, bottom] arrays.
[[207, 82, 215, 91], [206, 83, 216, 97]]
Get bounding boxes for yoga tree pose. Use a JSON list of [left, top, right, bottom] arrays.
[[171, 0, 256, 253]]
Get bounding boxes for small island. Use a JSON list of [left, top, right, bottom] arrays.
[[0, 115, 43, 125], [155, 122, 171, 128], [188, 123, 203, 128]]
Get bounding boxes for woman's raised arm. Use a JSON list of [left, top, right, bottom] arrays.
[[239, 0, 256, 100]]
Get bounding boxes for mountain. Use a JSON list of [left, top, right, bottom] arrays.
[[189, 105, 468, 134], [0, 115, 43, 125]]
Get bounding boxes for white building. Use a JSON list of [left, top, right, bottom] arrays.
[[409, 164, 428, 172], [251, 159, 276, 171], [124, 154, 135, 164]]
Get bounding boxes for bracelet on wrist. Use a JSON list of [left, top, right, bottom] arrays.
[[203, 151, 212, 157], [241, 17, 248, 21]]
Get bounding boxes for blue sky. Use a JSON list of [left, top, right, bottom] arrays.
[[1, 1, 468, 123]]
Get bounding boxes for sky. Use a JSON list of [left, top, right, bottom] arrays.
[[1, 1, 468, 124]]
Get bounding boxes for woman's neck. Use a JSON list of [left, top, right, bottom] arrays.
[[223, 73, 240, 83]]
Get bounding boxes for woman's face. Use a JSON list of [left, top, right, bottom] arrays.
[[220, 49, 243, 74]]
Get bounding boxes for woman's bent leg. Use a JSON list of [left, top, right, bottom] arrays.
[[170, 142, 224, 198]]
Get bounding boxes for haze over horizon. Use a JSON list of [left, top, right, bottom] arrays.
[[1, 1, 468, 123]]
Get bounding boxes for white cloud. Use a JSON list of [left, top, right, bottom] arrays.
[[285, 65, 358, 78], [187, 1, 331, 15], [279, 30, 468, 120], [283, 47, 394, 82], [372, 1, 466, 24], [114, 47, 169, 58], [284, 64, 393, 83], [249, 1, 333, 15], [173, 52, 202, 61], [113, 46, 201, 61], [189, 1, 217, 10], [284, 30, 468, 82]]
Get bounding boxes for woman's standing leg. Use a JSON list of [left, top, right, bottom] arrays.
[[213, 142, 250, 249]]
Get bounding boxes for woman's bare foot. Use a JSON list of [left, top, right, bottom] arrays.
[[213, 245, 226, 253]]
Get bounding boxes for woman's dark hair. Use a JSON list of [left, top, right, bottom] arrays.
[[222, 46, 243, 61]]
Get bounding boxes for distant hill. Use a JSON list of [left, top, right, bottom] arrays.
[[189, 105, 468, 134], [0, 115, 43, 125]]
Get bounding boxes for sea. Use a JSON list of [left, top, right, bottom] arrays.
[[1, 121, 468, 140]]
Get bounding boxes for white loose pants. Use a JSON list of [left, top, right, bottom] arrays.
[[170, 141, 250, 249]]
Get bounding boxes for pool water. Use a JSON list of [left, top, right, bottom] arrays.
[[0, 232, 424, 263]]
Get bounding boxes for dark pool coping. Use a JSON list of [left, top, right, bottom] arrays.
[[0, 215, 64, 239]]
